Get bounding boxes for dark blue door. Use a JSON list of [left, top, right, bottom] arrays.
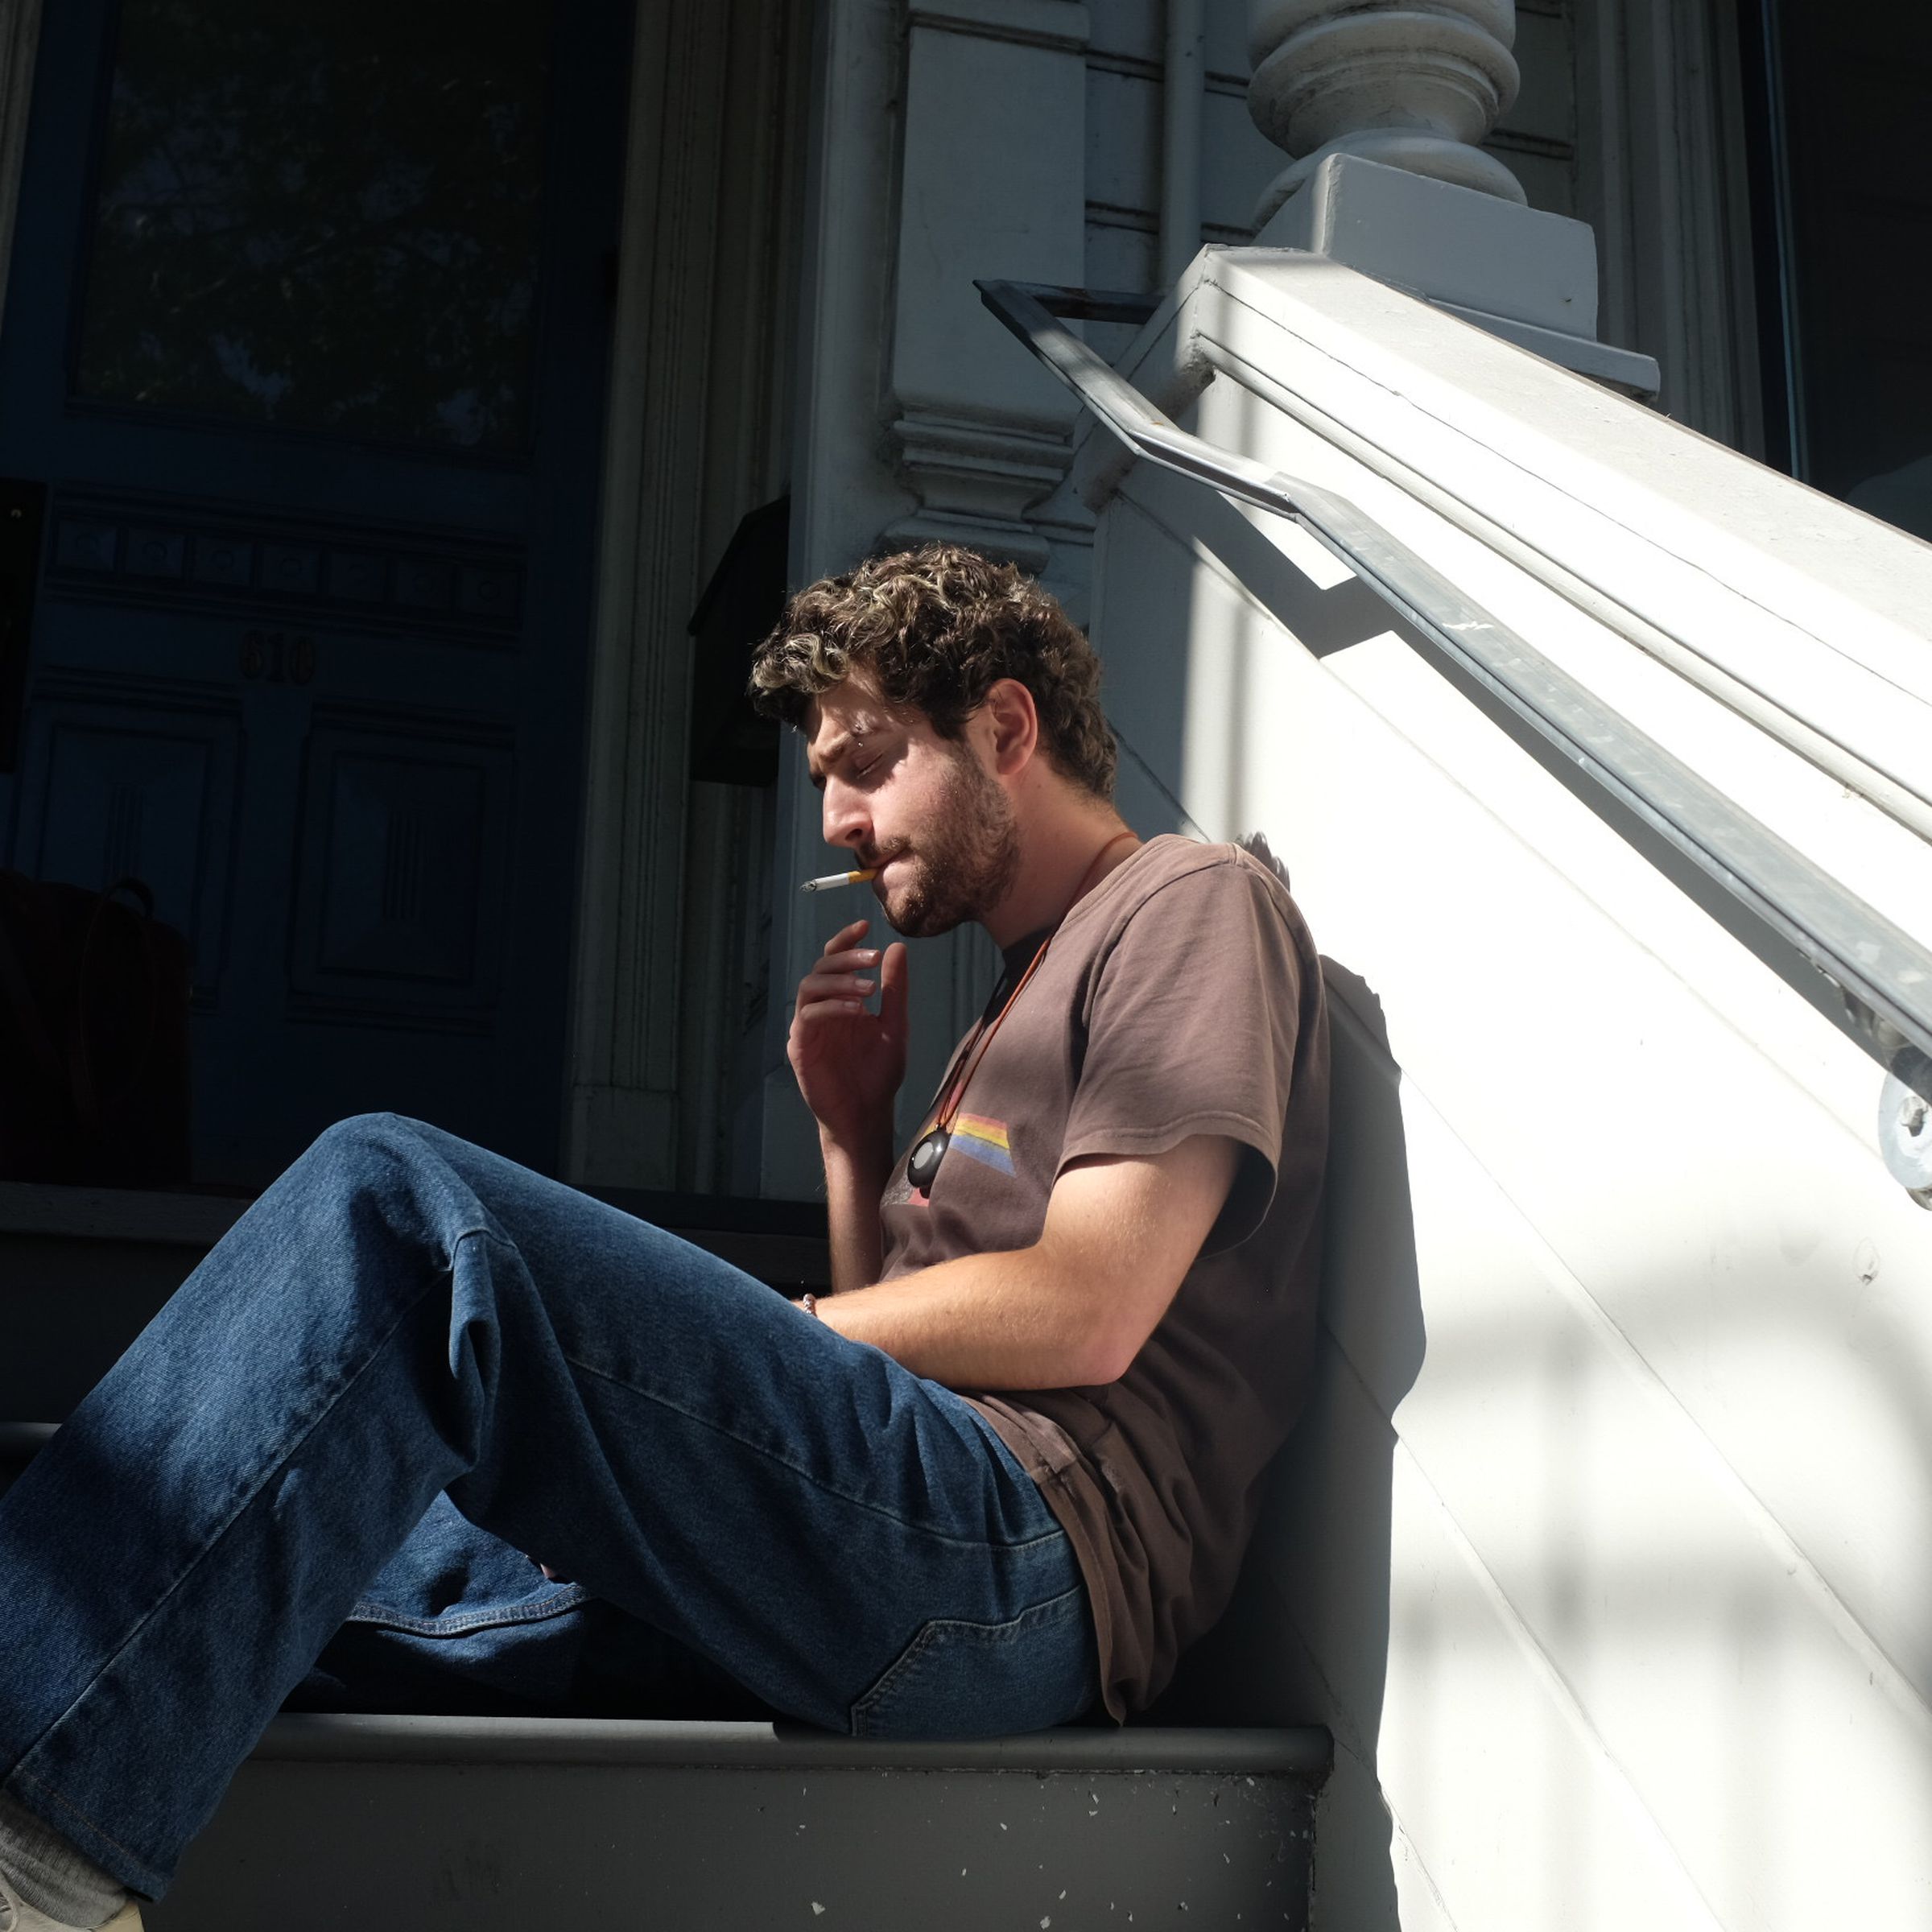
[[0, 0, 630, 1183]]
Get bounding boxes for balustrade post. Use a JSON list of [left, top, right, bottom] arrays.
[[1246, 0, 1524, 226], [1236, 0, 1659, 394]]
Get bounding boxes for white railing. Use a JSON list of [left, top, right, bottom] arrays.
[[989, 247, 1932, 1932], [982, 275, 1932, 1124]]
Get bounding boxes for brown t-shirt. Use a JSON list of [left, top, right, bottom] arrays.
[[877, 834, 1329, 1721]]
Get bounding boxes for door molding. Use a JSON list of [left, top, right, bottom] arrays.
[[0, 0, 43, 333], [564, 0, 808, 1188], [1575, 0, 1765, 451]]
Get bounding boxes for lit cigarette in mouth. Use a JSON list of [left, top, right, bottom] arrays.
[[799, 869, 877, 893]]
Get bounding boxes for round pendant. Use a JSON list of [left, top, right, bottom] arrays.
[[907, 1128, 951, 1192]]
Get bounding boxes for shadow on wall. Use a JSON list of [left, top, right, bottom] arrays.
[[1144, 961, 1425, 1932]]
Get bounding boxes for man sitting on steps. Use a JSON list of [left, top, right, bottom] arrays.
[[0, 541, 1328, 1932]]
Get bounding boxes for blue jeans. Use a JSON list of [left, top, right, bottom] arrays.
[[0, 1115, 1096, 1898]]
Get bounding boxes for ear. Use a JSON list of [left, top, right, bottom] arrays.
[[979, 678, 1039, 777]]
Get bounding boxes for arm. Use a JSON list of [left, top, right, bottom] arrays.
[[814, 1132, 1242, 1389], [788, 917, 908, 1293]]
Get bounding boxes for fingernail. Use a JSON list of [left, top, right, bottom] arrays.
[[852, 978, 875, 993]]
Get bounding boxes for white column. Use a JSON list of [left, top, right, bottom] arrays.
[[759, 0, 1087, 1196], [1246, 0, 1524, 226]]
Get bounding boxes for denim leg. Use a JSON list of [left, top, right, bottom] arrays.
[[285, 1494, 778, 1720], [0, 1115, 1093, 1898]]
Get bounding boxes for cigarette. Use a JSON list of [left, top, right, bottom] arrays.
[[799, 869, 877, 893]]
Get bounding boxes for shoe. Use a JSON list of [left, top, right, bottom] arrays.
[[0, 1873, 142, 1931]]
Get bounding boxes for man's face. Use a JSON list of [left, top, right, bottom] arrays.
[[804, 675, 1019, 937]]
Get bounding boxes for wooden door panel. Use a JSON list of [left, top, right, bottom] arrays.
[[0, 0, 629, 1181], [11, 679, 238, 1002], [290, 718, 512, 1024]]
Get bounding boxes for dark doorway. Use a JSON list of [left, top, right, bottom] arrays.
[[0, 0, 633, 1184], [1741, 0, 1932, 538]]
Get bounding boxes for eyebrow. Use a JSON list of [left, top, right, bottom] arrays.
[[806, 726, 868, 789]]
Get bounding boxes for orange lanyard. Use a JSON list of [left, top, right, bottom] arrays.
[[922, 828, 1139, 1137], [928, 931, 1055, 1137]]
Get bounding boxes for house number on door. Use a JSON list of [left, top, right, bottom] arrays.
[[241, 629, 316, 685]]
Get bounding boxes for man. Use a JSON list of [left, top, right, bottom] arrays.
[[0, 543, 1327, 1932]]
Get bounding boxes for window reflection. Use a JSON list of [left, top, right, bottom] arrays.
[[76, 0, 552, 452]]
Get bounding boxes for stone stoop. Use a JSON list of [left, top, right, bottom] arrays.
[[2, 1185, 1331, 1930], [149, 1716, 1329, 1931]]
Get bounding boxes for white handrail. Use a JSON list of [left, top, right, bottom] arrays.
[[979, 277, 1932, 1104]]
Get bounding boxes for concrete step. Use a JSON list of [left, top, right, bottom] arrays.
[[148, 1715, 1328, 1931]]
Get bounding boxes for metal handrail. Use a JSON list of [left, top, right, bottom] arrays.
[[978, 277, 1932, 1103]]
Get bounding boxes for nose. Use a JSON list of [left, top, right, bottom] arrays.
[[820, 777, 870, 856]]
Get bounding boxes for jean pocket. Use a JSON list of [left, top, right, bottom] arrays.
[[849, 1584, 1096, 1740]]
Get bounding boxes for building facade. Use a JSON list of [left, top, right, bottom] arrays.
[[2, 3, 1930, 1926]]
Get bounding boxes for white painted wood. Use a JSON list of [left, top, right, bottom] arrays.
[[886, 0, 1092, 565], [762, 0, 1034, 1195], [1111, 251, 1932, 834], [764, 0, 1106, 1195], [1082, 261, 1932, 1927], [1573, 0, 1765, 446], [1253, 151, 1600, 335], [1245, 0, 1525, 222]]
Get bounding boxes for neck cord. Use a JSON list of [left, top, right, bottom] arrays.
[[907, 828, 1138, 1191]]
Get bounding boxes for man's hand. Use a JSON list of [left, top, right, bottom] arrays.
[[789, 917, 909, 1155]]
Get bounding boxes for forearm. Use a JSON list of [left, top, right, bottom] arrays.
[[812, 1247, 1118, 1390], [810, 1140, 1242, 1390], [819, 1129, 891, 1294]]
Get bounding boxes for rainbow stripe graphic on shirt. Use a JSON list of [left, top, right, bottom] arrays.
[[951, 1113, 1015, 1175]]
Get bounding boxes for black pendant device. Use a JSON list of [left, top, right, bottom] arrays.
[[907, 1128, 951, 1192]]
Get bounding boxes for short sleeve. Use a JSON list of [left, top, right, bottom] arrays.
[[1060, 858, 1303, 1252]]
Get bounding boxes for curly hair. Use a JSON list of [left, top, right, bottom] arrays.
[[748, 543, 1117, 799]]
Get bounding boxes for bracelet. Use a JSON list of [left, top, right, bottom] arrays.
[[800, 1293, 820, 1319]]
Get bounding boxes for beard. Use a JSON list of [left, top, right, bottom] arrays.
[[872, 745, 1021, 938]]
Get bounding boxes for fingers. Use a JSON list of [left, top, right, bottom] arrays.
[[879, 941, 909, 1030], [796, 925, 886, 1019], [794, 998, 868, 1028], [796, 972, 876, 1014], [822, 918, 870, 956]]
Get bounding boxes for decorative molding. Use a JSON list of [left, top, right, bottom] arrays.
[[884, 413, 1068, 568], [883, 0, 1088, 560], [566, 0, 716, 1186], [566, 0, 811, 1191], [1246, 0, 1524, 224], [41, 488, 523, 642]]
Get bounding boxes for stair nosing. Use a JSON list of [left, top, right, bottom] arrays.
[[251, 1712, 1333, 1774]]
